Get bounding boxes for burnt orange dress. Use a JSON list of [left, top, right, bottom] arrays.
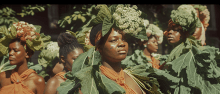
[[100, 65, 136, 94], [0, 69, 35, 94], [149, 57, 160, 69], [54, 72, 67, 80]]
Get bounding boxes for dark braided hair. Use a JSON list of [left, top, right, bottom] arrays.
[[57, 32, 84, 61]]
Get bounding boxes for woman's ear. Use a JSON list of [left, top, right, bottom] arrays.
[[142, 40, 148, 46], [60, 56, 65, 63], [25, 52, 30, 59], [96, 46, 103, 54]]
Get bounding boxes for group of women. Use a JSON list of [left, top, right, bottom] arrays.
[[0, 4, 218, 94]]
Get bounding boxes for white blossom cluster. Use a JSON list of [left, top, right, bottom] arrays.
[[46, 41, 59, 53], [112, 4, 144, 35], [171, 5, 197, 32], [144, 20, 163, 44], [177, 5, 197, 16]]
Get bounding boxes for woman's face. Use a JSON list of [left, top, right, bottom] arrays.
[[99, 28, 128, 63], [9, 41, 27, 65], [193, 27, 202, 40], [167, 26, 181, 44], [167, 26, 182, 44], [145, 36, 158, 53], [65, 48, 84, 71]]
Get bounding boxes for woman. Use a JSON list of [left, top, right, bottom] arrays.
[[160, 5, 220, 93], [44, 32, 84, 94], [57, 4, 161, 94], [0, 21, 46, 94], [122, 20, 164, 69], [193, 4, 210, 46]]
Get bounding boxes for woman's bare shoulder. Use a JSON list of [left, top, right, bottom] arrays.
[[28, 72, 45, 85]]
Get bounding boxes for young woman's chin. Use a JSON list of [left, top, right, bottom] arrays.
[[168, 40, 177, 44], [10, 61, 17, 65]]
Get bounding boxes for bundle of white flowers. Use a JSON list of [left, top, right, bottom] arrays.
[[112, 4, 144, 35], [144, 19, 163, 44], [177, 5, 197, 16], [46, 41, 59, 57]]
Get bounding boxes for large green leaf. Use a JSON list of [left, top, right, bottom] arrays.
[[28, 62, 42, 73], [71, 47, 95, 74], [88, 5, 111, 27], [121, 49, 154, 69], [74, 66, 99, 94], [57, 79, 76, 94], [0, 55, 16, 73], [164, 36, 220, 94]]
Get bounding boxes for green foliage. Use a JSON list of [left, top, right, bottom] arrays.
[[0, 4, 50, 29], [58, 47, 164, 94], [124, 66, 163, 94], [162, 36, 220, 94], [66, 30, 94, 52], [0, 25, 17, 57], [0, 54, 16, 73], [17, 4, 50, 17], [27, 62, 42, 73], [121, 49, 152, 69], [193, 4, 207, 12], [0, 7, 19, 27], [58, 4, 97, 31]]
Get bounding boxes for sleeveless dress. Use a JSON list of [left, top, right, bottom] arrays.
[[0, 69, 36, 94]]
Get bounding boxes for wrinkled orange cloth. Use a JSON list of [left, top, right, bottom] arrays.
[[149, 57, 160, 69], [0, 69, 35, 94], [54, 72, 67, 80], [100, 65, 136, 94]]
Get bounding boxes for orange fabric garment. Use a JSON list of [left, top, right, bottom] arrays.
[[54, 72, 67, 80], [149, 57, 160, 69], [100, 65, 136, 94], [0, 69, 36, 94]]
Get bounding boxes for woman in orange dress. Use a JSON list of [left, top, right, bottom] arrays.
[[0, 21, 46, 94], [122, 20, 164, 69], [44, 32, 84, 94], [57, 4, 162, 94]]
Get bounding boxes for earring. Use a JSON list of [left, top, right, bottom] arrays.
[[144, 45, 147, 47]]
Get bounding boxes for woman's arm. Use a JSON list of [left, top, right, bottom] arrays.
[[34, 75, 46, 94], [44, 77, 59, 94]]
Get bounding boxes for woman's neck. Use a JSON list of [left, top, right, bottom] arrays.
[[172, 38, 185, 48], [101, 59, 122, 74], [63, 63, 70, 73], [14, 61, 29, 75], [143, 48, 152, 59]]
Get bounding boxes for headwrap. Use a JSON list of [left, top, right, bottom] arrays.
[[0, 21, 50, 57], [168, 5, 202, 35]]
